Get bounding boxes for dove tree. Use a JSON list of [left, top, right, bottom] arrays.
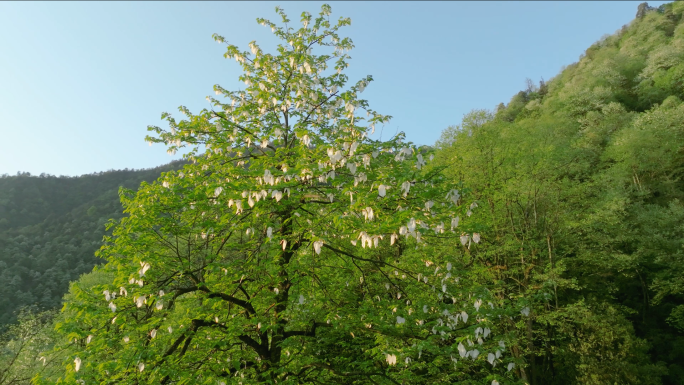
[[51, 5, 517, 385]]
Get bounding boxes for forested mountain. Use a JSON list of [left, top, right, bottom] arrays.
[[1, 2, 684, 385], [0, 162, 185, 327], [433, 2, 684, 383]]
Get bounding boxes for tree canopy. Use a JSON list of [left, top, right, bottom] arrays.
[[46, 5, 518, 385]]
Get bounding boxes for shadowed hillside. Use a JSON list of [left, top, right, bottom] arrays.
[[0, 161, 185, 327]]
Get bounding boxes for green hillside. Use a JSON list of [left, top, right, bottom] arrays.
[[0, 162, 185, 326], [434, 2, 684, 383]]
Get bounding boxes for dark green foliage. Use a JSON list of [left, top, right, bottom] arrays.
[[0, 161, 185, 328]]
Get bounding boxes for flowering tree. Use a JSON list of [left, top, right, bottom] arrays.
[[51, 5, 516, 384]]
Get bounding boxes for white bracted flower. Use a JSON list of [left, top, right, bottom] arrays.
[[386, 354, 397, 366], [139, 261, 150, 277], [378, 184, 386, 197], [313, 240, 324, 255]]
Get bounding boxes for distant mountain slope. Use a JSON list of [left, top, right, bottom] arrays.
[[0, 161, 185, 326]]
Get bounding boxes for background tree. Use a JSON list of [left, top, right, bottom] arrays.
[[0, 309, 63, 385]]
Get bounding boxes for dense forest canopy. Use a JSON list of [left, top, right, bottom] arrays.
[[1, 2, 684, 384], [0, 162, 185, 326]]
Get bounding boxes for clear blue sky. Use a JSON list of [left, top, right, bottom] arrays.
[[0, 1, 670, 176]]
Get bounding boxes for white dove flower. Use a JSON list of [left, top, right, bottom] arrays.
[[470, 349, 480, 360], [492, 381, 500, 385], [135, 296, 146, 308], [313, 240, 324, 255], [461, 311, 469, 323], [447, 262, 453, 271], [390, 233, 398, 245], [408, 218, 416, 232], [281, 239, 287, 250], [156, 301, 163, 310], [378, 184, 386, 197], [473, 233, 481, 243], [103, 290, 111, 301], [139, 262, 150, 276], [495, 349, 501, 358], [400, 181, 411, 197], [451, 216, 460, 230], [123, 336, 130, 343], [386, 354, 397, 366], [362, 207, 374, 221], [267, 227, 273, 239], [299, 295, 305, 305], [458, 342, 467, 358], [109, 302, 116, 312], [86, 335, 93, 344], [474, 299, 482, 311], [150, 329, 157, 338], [138, 363, 145, 372], [168, 326, 173, 334], [272, 190, 283, 202], [120, 287, 127, 296], [488, 353, 496, 365], [396, 316, 405, 324], [521, 307, 530, 316], [507, 362, 515, 371], [460, 234, 470, 246], [74, 357, 82, 372]]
